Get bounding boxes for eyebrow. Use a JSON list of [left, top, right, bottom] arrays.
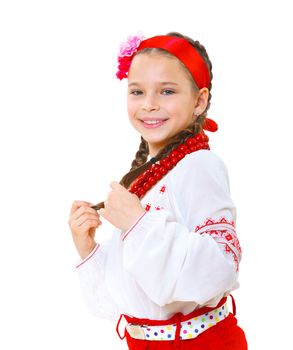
[[128, 81, 179, 88]]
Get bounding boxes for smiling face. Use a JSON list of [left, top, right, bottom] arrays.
[[127, 53, 199, 157]]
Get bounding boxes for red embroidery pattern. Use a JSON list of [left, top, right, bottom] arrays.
[[144, 203, 164, 211], [155, 206, 163, 210], [194, 218, 241, 271], [145, 203, 151, 211], [144, 184, 166, 211], [201, 229, 242, 271], [194, 217, 236, 234]]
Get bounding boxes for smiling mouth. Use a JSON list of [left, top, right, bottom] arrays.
[[140, 120, 168, 128]]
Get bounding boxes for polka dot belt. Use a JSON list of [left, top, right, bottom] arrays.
[[125, 302, 229, 341]]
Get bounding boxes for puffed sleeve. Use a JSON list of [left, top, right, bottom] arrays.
[[121, 150, 242, 307], [75, 239, 119, 321]]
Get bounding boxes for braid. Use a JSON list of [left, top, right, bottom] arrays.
[[91, 33, 213, 210], [130, 136, 149, 169]]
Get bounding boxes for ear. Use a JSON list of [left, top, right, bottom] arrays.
[[194, 88, 209, 115]]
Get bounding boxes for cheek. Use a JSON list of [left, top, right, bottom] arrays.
[[164, 99, 180, 114], [127, 105, 134, 118], [127, 98, 139, 117]]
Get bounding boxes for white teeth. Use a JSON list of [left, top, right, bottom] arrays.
[[143, 120, 164, 124]]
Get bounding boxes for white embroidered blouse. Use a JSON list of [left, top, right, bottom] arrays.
[[75, 150, 242, 322]]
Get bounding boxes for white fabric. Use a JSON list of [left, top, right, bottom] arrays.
[[75, 150, 241, 322]]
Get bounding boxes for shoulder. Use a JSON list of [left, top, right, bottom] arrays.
[[166, 150, 230, 193], [171, 149, 228, 177]]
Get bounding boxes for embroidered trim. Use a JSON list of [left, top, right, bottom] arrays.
[[218, 242, 239, 271], [159, 185, 166, 194], [76, 243, 100, 269], [194, 217, 236, 234], [202, 229, 241, 271], [194, 218, 241, 271]]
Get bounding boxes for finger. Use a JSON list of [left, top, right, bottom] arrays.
[[74, 214, 101, 228], [79, 219, 101, 231], [110, 181, 124, 190], [70, 200, 93, 215], [71, 206, 100, 222]]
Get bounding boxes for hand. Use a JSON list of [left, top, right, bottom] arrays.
[[68, 200, 102, 259], [98, 181, 146, 232]]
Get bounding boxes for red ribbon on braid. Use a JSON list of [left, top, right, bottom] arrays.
[[203, 117, 218, 132]]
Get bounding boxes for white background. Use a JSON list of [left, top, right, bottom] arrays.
[[0, 1, 292, 349]]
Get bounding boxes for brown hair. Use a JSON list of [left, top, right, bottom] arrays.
[[91, 32, 213, 210]]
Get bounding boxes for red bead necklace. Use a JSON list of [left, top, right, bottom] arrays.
[[129, 130, 210, 199]]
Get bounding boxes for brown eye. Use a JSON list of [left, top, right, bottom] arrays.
[[130, 90, 143, 96]]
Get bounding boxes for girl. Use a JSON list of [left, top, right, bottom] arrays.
[[68, 32, 248, 349]]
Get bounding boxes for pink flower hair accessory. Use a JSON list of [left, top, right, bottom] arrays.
[[116, 33, 145, 80]]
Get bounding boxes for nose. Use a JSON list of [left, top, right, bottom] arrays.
[[142, 93, 160, 112]]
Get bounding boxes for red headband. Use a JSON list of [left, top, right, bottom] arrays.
[[137, 36, 210, 89]]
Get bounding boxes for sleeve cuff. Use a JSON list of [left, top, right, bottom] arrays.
[[75, 243, 100, 269], [121, 210, 148, 241]]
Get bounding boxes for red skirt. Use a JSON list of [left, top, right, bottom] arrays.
[[117, 295, 248, 350]]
